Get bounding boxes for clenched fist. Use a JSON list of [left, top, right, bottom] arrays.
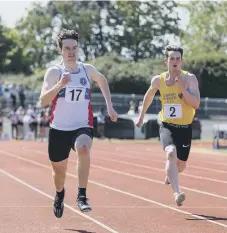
[[107, 106, 118, 122], [136, 115, 144, 128], [59, 72, 71, 87]]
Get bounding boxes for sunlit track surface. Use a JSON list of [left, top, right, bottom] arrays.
[[0, 140, 227, 233]]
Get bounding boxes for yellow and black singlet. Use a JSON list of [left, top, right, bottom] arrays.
[[158, 70, 195, 125]]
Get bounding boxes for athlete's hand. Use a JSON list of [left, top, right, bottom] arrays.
[[136, 114, 144, 128], [59, 72, 71, 87], [107, 106, 118, 122]]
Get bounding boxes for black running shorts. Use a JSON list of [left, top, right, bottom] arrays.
[[48, 127, 94, 162], [159, 122, 192, 161]]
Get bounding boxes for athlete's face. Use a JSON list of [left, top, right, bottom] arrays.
[[58, 39, 78, 63], [165, 51, 182, 71]]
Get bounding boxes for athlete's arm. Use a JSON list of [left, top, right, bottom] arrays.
[[84, 64, 113, 108], [140, 75, 159, 117], [181, 74, 200, 109], [85, 64, 118, 121], [136, 75, 159, 127], [40, 67, 66, 108]]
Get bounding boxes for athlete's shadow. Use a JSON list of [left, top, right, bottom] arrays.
[[64, 230, 96, 233], [186, 214, 227, 221]]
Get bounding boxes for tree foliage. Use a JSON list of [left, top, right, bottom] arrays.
[[0, 18, 31, 74], [182, 1, 227, 55], [1, 0, 180, 73], [106, 1, 180, 61], [183, 53, 227, 98]]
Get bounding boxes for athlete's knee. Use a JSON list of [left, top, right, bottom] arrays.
[[51, 160, 67, 176], [77, 145, 90, 155], [52, 168, 66, 181], [75, 134, 92, 155], [177, 160, 186, 173], [165, 145, 177, 161], [52, 171, 66, 181]]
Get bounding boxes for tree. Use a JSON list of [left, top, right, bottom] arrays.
[[106, 1, 180, 61], [15, 1, 111, 66], [16, 2, 55, 70], [51, 1, 111, 60], [182, 1, 227, 55], [0, 18, 31, 74], [9, 0, 181, 72]]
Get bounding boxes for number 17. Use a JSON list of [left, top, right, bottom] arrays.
[[69, 89, 82, 101]]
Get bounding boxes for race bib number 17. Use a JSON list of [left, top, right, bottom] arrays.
[[65, 87, 85, 103], [164, 104, 182, 119]]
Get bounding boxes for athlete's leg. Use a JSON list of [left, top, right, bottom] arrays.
[[165, 144, 180, 193], [165, 159, 186, 184], [75, 134, 92, 189], [160, 123, 180, 192], [48, 128, 71, 218], [165, 144, 186, 206], [160, 123, 185, 206], [175, 125, 192, 175], [177, 159, 186, 173], [172, 125, 192, 206], [72, 127, 93, 212], [51, 159, 68, 192], [50, 159, 68, 218]]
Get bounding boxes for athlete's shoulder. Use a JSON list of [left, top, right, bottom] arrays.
[[83, 63, 105, 82], [43, 65, 62, 83], [184, 71, 197, 81], [151, 75, 160, 89], [158, 71, 168, 81], [45, 65, 61, 76], [83, 63, 98, 75], [151, 74, 161, 81], [187, 72, 196, 78]]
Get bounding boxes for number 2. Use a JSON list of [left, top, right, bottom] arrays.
[[170, 106, 176, 117], [69, 89, 82, 101]]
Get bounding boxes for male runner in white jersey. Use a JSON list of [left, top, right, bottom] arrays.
[[136, 45, 200, 206], [40, 29, 118, 218]]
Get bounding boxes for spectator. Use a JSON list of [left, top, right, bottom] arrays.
[[8, 108, 19, 139], [10, 84, 17, 108], [18, 84, 25, 108]]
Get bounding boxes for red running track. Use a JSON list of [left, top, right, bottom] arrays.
[[0, 140, 227, 233]]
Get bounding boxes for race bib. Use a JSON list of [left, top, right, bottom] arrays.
[[164, 104, 182, 119], [65, 86, 85, 103]]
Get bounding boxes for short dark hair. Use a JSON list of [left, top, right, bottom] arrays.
[[57, 28, 79, 49], [164, 45, 183, 59]]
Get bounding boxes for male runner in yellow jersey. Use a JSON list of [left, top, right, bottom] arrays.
[[136, 45, 200, 206]]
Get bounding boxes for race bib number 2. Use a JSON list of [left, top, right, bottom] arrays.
[[164, 104, 182, 119], [65, 87, 87, 103]]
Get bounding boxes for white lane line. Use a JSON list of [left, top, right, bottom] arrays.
[[2, 150, 227, 201], [0, 168, 118, 233], [1, 150, 227, 229]]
